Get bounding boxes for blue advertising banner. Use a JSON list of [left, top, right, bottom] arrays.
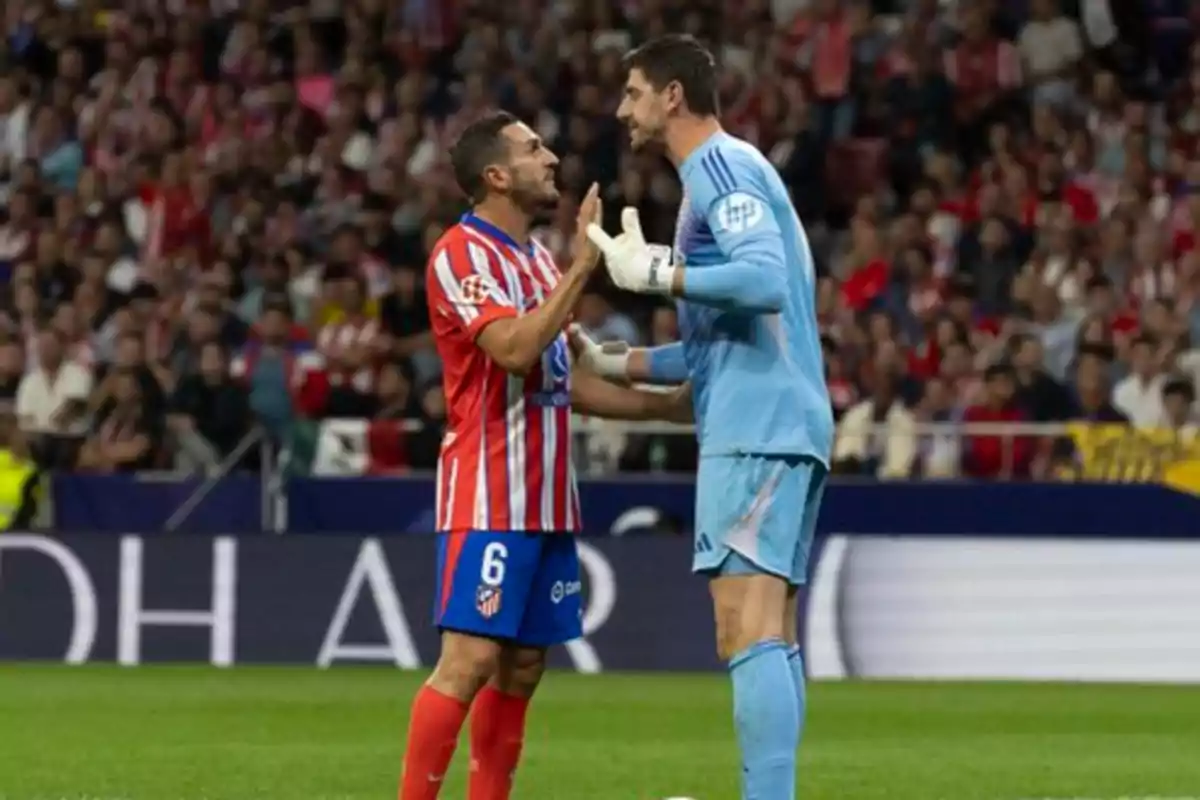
[[50, 473, 1200, 537], [0, 533, 718, 672], [6, 531, 1200, 681]]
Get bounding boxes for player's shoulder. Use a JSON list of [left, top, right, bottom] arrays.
[[688, 134, 771, 202], [427, 223, 470, 265]]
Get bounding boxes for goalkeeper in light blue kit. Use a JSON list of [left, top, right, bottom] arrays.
[[578, 34, 833, 800]]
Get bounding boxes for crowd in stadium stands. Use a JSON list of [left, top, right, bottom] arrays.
[[0, 0, 1197, 480]]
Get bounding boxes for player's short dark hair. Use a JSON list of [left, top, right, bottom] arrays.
[[623, 34, 719, 117], [450, 110, 520, 204]]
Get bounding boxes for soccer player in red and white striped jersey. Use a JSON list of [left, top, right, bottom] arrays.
[[399, 111, 689, 800], [428, 216, 580, 533]]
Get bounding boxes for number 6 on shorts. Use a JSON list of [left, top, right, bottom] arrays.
[[480, 541, 508, 587]]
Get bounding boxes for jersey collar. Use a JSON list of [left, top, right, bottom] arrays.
[[460, 212, 534, 257]]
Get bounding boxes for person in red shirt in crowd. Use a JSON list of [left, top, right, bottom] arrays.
[[962, 362, 1035, 478]]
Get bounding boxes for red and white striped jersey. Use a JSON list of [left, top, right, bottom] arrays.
[[426, 214, 580, 534]]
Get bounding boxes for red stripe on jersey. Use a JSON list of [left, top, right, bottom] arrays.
[[426, 222, 578, 534]]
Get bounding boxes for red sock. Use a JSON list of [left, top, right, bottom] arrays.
[[468, 685, 531, 800], [399, 685, 470, 800]]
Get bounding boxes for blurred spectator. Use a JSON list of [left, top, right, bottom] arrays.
[[16, 328, 91, 468], [0, 339, 25, 403], [913, 375, 961, 478], [378, 261, 438, 383], [170, 342, 252, 474], [1162, 376, 1198, 438], [962, 363, 1033, 478], [576, 290, 641, 346], [1011, 332, 1075, 421], [408, 381, 446, 471], [1073, 346, 1128, 422], [78, 368, 161, 473], [833, 371, 916, 478], [1018, 0, 1084, 108], [1112, 335, 1167, 427], [233, 302, 314, 440]]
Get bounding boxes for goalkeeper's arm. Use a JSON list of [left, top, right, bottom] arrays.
[[569, 326, 689, 385]]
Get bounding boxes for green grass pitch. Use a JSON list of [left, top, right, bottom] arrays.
[[2, 665, 1199, 800]]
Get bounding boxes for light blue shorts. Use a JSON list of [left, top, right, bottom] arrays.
[[693, 454, 827, 586]]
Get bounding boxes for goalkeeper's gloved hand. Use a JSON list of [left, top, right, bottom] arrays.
[[585, 207, 676, 295], [567, 324, 630, 379]]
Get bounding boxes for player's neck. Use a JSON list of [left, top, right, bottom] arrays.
[[470, 200, 531, 246], [665, 116, 724, 168]]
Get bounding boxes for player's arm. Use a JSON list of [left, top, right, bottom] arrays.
[[586, 163, 787, 314], [473, 258, 595, 376], [668, 182, 788, 314], [442, 186, 603, 376], [629, 343, 689, 383], [568, 327, 689, 385], [570, 369, 693, 422]]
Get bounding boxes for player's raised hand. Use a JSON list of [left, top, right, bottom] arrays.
[[572, 183, 604, 271], [586, 206, 676, 295], [567, 323, 631, 379]]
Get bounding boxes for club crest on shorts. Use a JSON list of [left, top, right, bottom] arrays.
[[476, 585, 502, 618]]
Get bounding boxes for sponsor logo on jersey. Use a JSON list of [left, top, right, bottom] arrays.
[[715, 191, 766, 234]]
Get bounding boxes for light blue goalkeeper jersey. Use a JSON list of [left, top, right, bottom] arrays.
[[666, 131, 833, 464]]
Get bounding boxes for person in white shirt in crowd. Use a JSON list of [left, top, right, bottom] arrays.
[[833, 370, 917, 479], [15, 327, 93, 467], [1112, 334, 1167, 428], [1018, 0, 1085, 108]]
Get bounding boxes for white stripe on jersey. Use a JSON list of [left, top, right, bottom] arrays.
[[474, 368, 490, 530], [520, 254, 557, 528], [443, 457, 458, 530], [531, 241, 563, 279], [466, 242, 514, 306], [433, 249, 479, 324], [506, 374, 527, 528], [463, 228, 524, 304], [527, 245, 560, 288]]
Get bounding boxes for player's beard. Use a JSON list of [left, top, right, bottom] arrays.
[[628, 117, 665, 152], [511, 174, 560, 221]]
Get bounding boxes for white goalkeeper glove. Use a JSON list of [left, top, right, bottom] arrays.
[[567, 324, 631, 380], [586, 207, 676, 295]]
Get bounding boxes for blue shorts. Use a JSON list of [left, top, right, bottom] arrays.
[[434, 531, 582, 647], [693, 454, 827, 585]]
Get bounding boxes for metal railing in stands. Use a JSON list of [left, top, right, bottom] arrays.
[[310, 417, 1117, 480], [567, 418, 1092, 480], [161, 426, 269, 532], [156, 417, 1177, 531]]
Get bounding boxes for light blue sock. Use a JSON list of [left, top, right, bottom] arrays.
[[730, 638, 799, 800], [786, 645, 808, 744]]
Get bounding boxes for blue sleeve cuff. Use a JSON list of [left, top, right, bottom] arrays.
[[645, 343, 688, 384]]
